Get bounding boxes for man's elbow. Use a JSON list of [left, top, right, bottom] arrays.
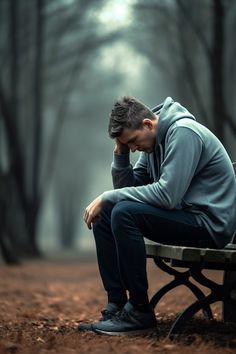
[[159, 194, 177, 210], [162, 201, 175, 210]]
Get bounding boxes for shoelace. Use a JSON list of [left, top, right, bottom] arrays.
[[113, 309, 131, 322]]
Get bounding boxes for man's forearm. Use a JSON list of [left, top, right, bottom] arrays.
[[112, 152, 135, 188]]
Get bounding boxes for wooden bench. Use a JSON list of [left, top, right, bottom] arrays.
[[145, 162, 236, 339]]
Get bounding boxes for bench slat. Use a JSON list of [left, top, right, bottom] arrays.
[[145, 242, 236, 264], [201, 249, 234, 263]]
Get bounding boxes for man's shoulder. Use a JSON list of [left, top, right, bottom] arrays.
[[175, 118, 199, 129], [165, 119, 215, 147], [173, 119, 212, 137]]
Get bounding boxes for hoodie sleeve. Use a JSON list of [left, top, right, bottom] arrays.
[[111, 151, 152, 189], [101, 127, 203, 208]]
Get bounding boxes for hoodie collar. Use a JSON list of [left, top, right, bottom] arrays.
[[152, 97, 196, 146]]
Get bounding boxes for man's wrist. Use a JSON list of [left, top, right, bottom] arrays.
[[114, 149, 130, 154], [113, 152, 130, 168]]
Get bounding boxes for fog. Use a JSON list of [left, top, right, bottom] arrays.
[[1, 0, 236, 262]]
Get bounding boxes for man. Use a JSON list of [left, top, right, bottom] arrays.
[[79, 96, 236, 336]]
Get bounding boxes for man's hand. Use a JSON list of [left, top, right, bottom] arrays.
[[114, 138, 129, 154], [84, 195, 103, 230]]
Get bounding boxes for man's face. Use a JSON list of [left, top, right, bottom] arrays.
[[118, 119, 157, 153]]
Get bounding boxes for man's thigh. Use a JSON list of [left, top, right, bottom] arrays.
[[117, 201, 216, 248]]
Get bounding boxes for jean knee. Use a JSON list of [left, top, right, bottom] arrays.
[[111, 201, 134, 235], [92, 203, 113, 236]]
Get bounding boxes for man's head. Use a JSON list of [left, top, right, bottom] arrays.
[[108, 96, 158, 153]]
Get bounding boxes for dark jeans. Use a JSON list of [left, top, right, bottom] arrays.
[[92, 201, 216, 306]]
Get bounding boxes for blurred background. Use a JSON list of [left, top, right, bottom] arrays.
[[0, 0, 236, 264]]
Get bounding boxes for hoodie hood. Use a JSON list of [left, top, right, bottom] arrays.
[[152, 97, 196, 145]]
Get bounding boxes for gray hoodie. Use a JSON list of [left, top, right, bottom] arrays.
[[102, 97, 236, 247]]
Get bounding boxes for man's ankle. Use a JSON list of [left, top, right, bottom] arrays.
[[108, 300, 127, 309], [129, 299, 151, 312]]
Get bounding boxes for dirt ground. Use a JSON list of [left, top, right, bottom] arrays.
[[1, 255, 236, 354]]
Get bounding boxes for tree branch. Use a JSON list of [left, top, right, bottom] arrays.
[[225, 113, 236, 136], [176, 0, 212, 61]]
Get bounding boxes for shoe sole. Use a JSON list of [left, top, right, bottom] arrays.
[[92, 327, 157, 336]]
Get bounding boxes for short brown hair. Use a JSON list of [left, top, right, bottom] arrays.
[[108, 96, 155, 138]]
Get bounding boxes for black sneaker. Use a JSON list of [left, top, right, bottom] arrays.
[[91, 301, 157, 336], [77, 302, 121, 331]]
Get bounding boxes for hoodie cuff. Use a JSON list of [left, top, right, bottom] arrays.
[[101, 190, 117, 204], [113, 152, 130, 169]]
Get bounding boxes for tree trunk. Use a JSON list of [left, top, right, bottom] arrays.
[[27, 0, 44, 255], [0, 171, 20, 264], [25, 201, 41, 256], [211, 0, 225, 143], [10, 0, 18, 121]]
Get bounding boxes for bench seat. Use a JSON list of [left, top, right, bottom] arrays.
[[146, 241, 236, 270]]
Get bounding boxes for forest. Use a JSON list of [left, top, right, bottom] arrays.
[[1, 0, 235, 263], [1, 1, 236, 354]]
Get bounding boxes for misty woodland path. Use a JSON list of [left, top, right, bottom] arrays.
[[1, 257, 236, 354]]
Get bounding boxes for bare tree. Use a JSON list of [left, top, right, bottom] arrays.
[[0, 169, 21, 264], [132, 0, 236, 145], [55, 184, 81, 249], [0, 0, 119, 260]]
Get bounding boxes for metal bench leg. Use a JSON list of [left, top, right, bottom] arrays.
[[150, 278, 182, 308], [223, 271, 236, 322], [168, 268, 236, 338], [186, 281, 213, 319], [150, 258, 213, 319], [168, 292, 217, 339], [190, 268, 236, 323]]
